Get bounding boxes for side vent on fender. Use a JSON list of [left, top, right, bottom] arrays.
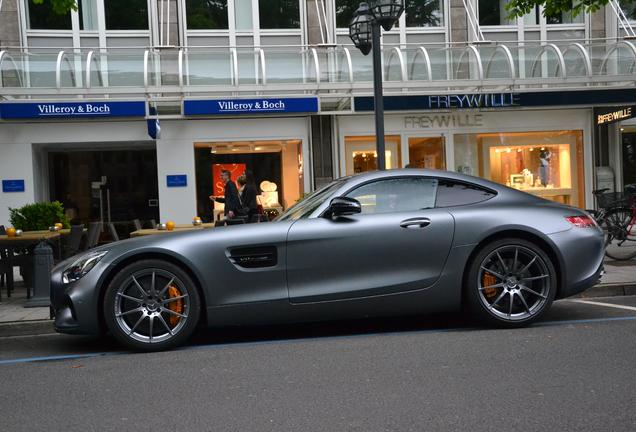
[[229, 246, 278, 268]]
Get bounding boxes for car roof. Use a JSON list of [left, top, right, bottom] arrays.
[[338, 169, 507, 193]]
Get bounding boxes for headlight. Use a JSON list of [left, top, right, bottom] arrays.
[[62, 251, 108, 284]]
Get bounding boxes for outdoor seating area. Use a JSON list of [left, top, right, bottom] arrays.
[[0, 217, 160, 302]]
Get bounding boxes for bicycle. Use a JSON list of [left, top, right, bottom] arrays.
[[590, 187, 636, 261]]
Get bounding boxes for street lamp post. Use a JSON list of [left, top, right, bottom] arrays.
[[349, 0, 404, 171]]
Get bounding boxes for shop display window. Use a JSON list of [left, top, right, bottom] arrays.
[[194, 140, 304, 221], [408, 137, 445, 169], [454, 130, 585, 207], [344, 135, 401, 175]]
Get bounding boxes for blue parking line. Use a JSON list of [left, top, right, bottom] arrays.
[[0, 352, 120, 366], [2, 315, 636, 366]]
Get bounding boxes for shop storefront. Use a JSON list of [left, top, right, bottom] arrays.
[[337, 109, 592, 208], [0, 102, 312, 227]]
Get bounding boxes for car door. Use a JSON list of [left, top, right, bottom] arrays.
[[286, 176, 455, 303]]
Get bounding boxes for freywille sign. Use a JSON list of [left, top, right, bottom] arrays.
[[0, 101, 146, 119], [596, 107, 633, 125], [355, 89, 636, 112], [428, 93, 519, 109], [184, 97, 319, 115], [404, 114, 484, 128], [354, 93, 520, 112]]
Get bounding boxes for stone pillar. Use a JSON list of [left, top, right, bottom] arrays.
[[449, 0, 469, 43], [0, 0, 22, 47], [306, 0, 327, 45], [590, 8, 606, 40]]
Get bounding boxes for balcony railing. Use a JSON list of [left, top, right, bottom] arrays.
[[0, 39, 635, 98]]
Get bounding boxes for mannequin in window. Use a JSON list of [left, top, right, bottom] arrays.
[[539, 149, 551, 187]]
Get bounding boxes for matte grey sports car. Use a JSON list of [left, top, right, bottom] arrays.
[[51, 169, 605, 351]]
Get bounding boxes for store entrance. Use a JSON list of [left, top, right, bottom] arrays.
[[194, 140, 304, 221], [622, 130, 636, 187], [48, 147, 159, 230]]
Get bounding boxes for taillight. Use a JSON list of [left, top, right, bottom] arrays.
[[565, 215, 597, 228]]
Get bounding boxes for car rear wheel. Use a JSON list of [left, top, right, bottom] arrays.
[[104, 259, 201, 351], [466, 238, 556, 327]]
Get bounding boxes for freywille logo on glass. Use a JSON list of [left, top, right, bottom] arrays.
[[37, 103, 111, 115], [405, 114, 484, 128], [217, 100, 286, 112]]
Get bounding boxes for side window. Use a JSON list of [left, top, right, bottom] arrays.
[[435, 180, 496, 207], [346, 178, 438, 215]]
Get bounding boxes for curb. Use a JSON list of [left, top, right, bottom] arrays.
[[0, 283, 635, 338], [0, 319, 55, 338], [573, 283, 636, 298]]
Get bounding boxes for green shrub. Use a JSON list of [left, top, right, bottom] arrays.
[[8, 201, 70, 231]]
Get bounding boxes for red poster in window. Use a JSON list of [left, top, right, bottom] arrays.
[[212, 164, 246, 196]]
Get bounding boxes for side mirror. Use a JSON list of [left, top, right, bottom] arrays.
[[328, 197, 361, 217]]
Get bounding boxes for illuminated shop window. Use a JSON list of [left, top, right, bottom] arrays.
[[344, 135, 401, 175], [454, 130, 585, 207], [408, 137, 445, 169], [194, 140, 304, 221]]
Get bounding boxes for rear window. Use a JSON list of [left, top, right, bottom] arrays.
[[435, 180, 496, 207]]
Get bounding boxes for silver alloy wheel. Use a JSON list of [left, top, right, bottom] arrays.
[[477, 245, 550, 321], [114, 268, 190, 344]]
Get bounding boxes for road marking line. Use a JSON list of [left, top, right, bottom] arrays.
[[2, 315, 636, 366], [567, 299, 636, 312]]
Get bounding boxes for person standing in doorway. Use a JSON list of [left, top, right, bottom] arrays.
[[237, 170, 259, 222], [210, 170, 241, 218]]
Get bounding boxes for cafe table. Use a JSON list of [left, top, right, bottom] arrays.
[[0, 231, 62, 298], [129, 223, 215, 238]]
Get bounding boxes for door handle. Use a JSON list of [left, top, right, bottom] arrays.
[[400, 217, 431, 229]]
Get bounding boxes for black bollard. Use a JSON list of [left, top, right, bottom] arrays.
[[25, 241, 53, 308]]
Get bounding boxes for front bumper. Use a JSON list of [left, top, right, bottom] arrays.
[[50, 259, 109, 336]]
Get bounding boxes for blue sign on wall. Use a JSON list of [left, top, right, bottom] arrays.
[[2, 179, 25, 193], [0, 101, 146, 119], [167, 175, 187, 188], [184, 97, 319, 116]]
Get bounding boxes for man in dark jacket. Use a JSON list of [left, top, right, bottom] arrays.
[[210, 170, 241, 218]]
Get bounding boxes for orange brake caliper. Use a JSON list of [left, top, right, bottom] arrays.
[[167, 285, 184, 327], [482, 273, 498, 299]]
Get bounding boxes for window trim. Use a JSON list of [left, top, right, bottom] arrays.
[[434, 178, 497, 208]]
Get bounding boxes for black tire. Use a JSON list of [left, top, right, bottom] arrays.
[[465, 238, 557, 328], [104, 259, 201, 351]]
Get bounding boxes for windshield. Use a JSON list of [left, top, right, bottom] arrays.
[[276, 179, 346, 221]]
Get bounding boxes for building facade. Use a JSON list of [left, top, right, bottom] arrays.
[[1, 0, 635, 228]]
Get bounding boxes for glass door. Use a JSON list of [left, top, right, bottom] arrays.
[[407, 136, 446, 169]]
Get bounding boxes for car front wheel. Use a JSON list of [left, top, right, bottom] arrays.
[[104, 259, 201, 351], [466, 238, 556, 327]]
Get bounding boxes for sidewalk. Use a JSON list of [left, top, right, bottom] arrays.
[[1, 258, 635, 336]]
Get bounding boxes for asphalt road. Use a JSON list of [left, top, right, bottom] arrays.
[[1, 297, 636, 432]]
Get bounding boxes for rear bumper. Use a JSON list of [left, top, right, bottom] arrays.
[[548, 227, 605, 299]]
